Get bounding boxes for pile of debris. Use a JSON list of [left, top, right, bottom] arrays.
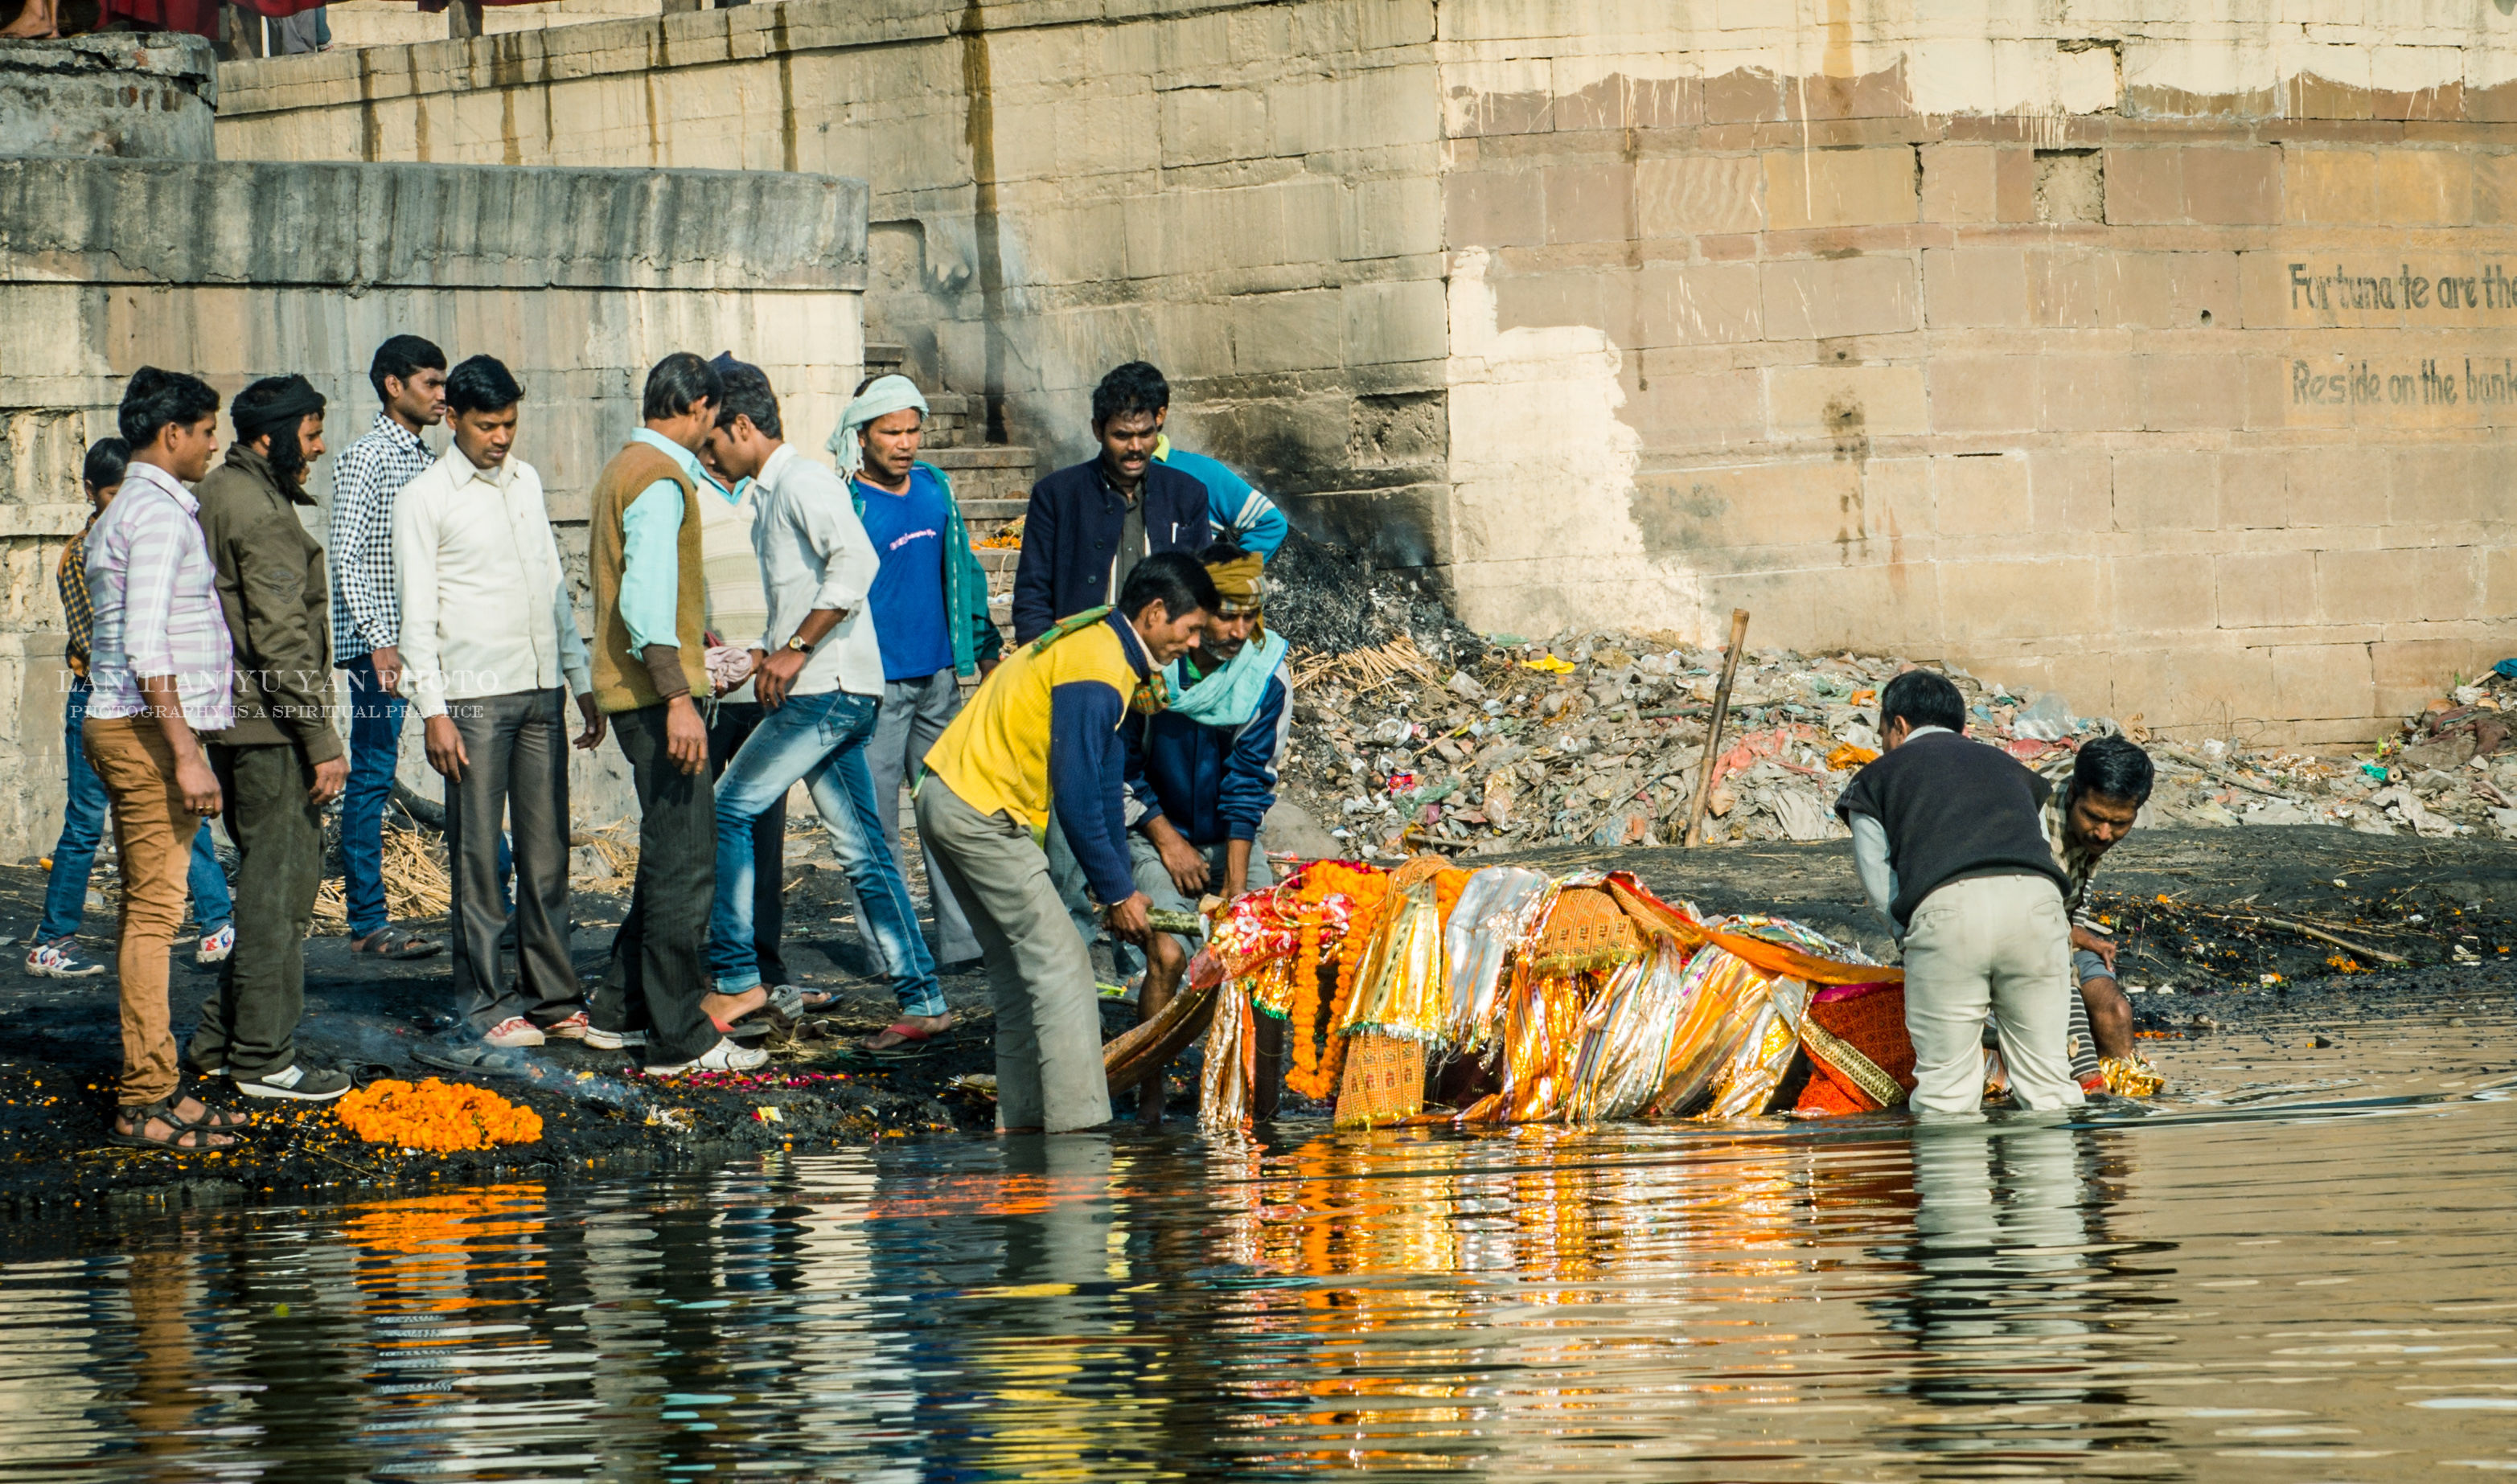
[[1275, 631, 2517, 858]]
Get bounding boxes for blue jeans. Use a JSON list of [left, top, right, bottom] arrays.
[[707, 689, 942, 1016], [39, 683, 231, 942], [339, 650, 406, 937]]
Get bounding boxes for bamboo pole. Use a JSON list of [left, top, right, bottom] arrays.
[[1682, 609, 1752, 847]]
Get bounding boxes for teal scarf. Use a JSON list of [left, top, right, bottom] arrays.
[[1164, 630, 1287, 729]]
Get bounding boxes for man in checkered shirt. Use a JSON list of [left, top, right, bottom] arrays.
[[327, 334, 449, 960]]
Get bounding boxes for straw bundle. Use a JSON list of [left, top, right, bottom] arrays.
[[1289, 636, 1438, 695], [313, 826, 450, 926]]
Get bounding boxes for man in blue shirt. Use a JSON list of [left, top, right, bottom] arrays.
[[1119, 542, 1290, 1125], [828, 375, 1004, 988]]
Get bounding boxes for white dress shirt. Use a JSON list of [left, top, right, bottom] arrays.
[[749, 442, 885, 698], [391, 445, 592, 719]]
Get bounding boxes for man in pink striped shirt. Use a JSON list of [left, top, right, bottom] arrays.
[[84, 367, 246, 1152]]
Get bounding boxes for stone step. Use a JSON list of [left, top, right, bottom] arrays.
[[926, 445, 1036, 506], [975, 546, 1019, 572], [958, 497, 1026, 523], [925, 445, 1034, 469]]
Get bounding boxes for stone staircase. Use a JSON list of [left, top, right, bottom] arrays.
[[864, 342, 1034, 634]]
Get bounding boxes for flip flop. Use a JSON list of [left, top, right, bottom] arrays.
[[863, 1021, 952, 1061], [710, 989, 778, 1041], [349, 927, 442, 960]]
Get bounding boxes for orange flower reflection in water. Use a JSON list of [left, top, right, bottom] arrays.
[[345, 1183, 552, 1312]]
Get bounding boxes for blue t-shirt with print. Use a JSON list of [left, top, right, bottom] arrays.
[[854, 465, 955, 682]]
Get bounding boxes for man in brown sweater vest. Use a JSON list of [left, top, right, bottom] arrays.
[[582, 354, 769, 1076]]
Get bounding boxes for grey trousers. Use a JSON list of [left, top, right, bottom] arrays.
[[444, 687, 579, 1033], [1902, 871, 2087, 1117], [842, 670, 980, 965], [915, 777, 1110, 1133]]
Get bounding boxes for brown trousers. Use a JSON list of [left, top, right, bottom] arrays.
[[83, 715, 203, 1107]]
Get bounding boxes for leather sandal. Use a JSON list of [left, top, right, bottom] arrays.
[[109, 1096, 240, 1151]]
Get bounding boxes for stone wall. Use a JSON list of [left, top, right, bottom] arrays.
[[0, 33, 217, 161], [211, 0, 2517, 745], [1434, 3, 2517, 748], [213, 0, 1456, 571], [0, 156, 867, 858]]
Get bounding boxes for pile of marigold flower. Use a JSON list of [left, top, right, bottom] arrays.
[[335, 1077, 545, 1152]]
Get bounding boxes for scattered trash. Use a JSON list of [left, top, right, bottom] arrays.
[[1275, 627, 2517, 858]]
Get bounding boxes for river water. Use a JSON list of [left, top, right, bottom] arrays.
[[3, 1006, 2513, 1481]]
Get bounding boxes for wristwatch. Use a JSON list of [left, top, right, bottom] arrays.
[[783, 634, 813, 655]]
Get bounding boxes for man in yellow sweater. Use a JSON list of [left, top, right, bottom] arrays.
[[917, 551, 1215, 1133]]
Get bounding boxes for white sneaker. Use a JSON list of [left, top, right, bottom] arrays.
[[643, 1037, 767, 1076], [483, 1015, 545, 1048], [581, 1025, 647, 1051]]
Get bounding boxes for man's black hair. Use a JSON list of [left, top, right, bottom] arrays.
[[2070, 734, 2154, 807], [1091, 361, 1170, 427], [232, 375, 328, 498], [117, 367, 220, 450], [1196, 539, 1249, 567], [643, 351, 721, 422], [1119, 550, 1218, 624], [368, 334, 446, 404], [445, 355, 525, 416], [712, 360, 782, 440], [1879, 669, 1967, 736], [83, 437, 130, 492]]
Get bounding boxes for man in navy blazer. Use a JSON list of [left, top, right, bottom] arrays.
[[1011, 363, 1213, 643]]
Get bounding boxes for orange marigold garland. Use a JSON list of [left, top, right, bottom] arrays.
[[1287, 908, 1327, 1093], [1278, 862, 1390, 1102], [335, 1077, 545, 1153]]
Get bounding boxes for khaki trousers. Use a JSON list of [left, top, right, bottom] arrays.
[[915, 777, 1111, 1133], [1900, 871, 2088, 1117], [83, 715, 201, 1107]]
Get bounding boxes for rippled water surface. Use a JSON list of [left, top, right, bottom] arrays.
[[4, 1011, 2515, 1481]]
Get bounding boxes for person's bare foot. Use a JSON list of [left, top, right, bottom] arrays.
[[701, 986, 768, 1029], [864, 1012, 953, 1054]]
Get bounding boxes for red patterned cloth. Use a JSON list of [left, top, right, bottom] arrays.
[[1795, 981, 1916, 1116]]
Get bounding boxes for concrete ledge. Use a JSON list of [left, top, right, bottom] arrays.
[[0, 35, 216, 160], [213, 0, 1266, 118], [0, 158, 867, 291]]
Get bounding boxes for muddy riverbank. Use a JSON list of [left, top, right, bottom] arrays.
[[2, 825, 2512, 1214]]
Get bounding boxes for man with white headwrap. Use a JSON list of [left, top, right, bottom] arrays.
[[823, 375, 1005, 1011]]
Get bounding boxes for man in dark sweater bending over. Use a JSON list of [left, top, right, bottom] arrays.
[[1834, 670, 2085, 1116]]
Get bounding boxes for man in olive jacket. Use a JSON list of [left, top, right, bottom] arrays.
[[191, 375, 351, 1101]]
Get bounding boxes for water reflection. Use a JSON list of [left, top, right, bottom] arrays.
[[2, 1076, 2515, 1480]]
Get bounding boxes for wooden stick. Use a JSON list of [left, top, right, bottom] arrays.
[[2245, 914, 2409, 965], [1102, 978, 1219, 1090], [1683, 609, 1751, 847]]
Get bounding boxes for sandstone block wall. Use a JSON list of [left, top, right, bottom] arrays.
[[1435, 4, 2517, 748], [210, 0, 2517, 746], [214, 0, 1456, 571], [0, 158, 867, 858]]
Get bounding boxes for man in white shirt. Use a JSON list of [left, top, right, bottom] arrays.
[[697, 363, 944, 1039], [392, 355, 606, 1072]]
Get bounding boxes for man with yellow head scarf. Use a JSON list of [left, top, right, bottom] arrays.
[[1115, 541, 1291, 1125]]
